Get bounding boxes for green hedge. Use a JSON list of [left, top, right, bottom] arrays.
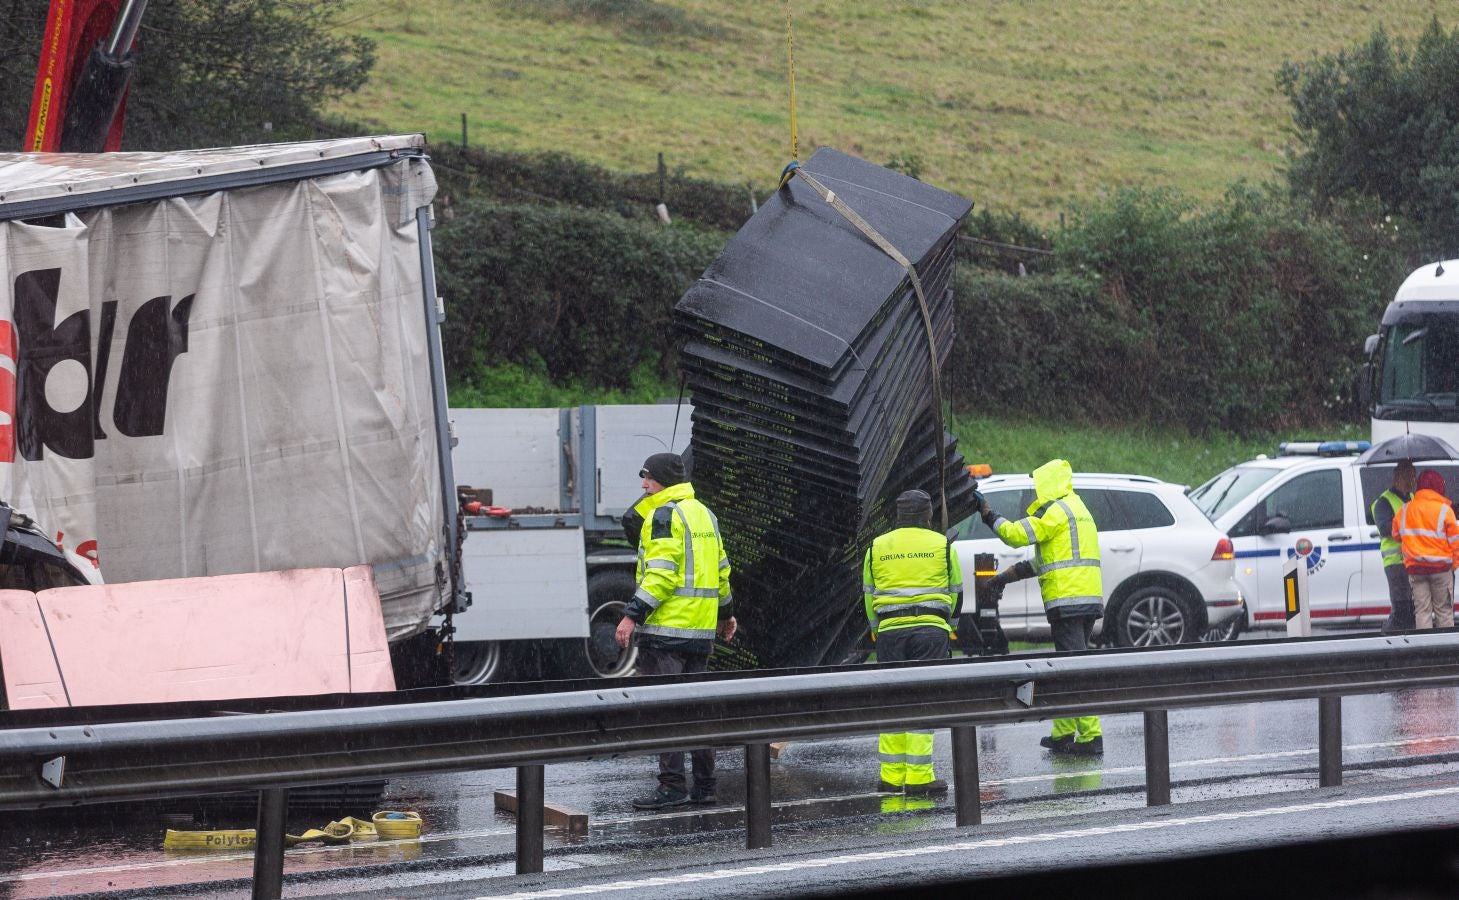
[[432, 167, 1416, 435], [430, 143, 755, 233], [952, 187, 1414, 433], [433, 200, 725, 395]]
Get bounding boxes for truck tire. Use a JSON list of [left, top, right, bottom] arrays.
[[552, 570, 640, 679], [451, 641, 507, 685]]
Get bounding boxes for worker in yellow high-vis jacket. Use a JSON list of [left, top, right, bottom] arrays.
[[982, 459, 1104, 756], [616, 452, 736, 810], [863, 489, 962, 794]]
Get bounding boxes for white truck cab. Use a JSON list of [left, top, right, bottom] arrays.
[[1189, 441, 1458, 631], [1363, 259, 1459, 447]]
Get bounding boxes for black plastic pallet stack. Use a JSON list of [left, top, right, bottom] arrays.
[[673, 148, 980, 671]]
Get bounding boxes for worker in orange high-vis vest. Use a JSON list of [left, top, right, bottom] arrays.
[[1394, 469, 1459, 630]]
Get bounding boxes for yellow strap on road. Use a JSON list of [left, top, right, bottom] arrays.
[[163, 811, 415, 851]]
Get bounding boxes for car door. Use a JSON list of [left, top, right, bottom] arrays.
[[951, 487, 1034, 630], [1079, 487, 1138, 601], [1241, 468, 1357, 623]]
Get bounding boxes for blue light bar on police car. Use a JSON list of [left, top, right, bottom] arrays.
[[1277, 440, 1372, 456]]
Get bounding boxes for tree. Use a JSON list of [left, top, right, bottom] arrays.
[[0, 0, 375, 151], [1278, 19, 1459, 258]]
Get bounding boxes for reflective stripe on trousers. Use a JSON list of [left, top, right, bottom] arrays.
[[878, 731, 935, 786], [1051, 715, 1102, 741]]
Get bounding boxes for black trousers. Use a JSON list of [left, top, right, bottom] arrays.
[[877, 625, 951, 664], [637, 646, 713, 794], [1049, 610, 1098, 652], [1383, 563, 1416, 633]]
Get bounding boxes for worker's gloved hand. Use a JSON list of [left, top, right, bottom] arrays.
[[979, 502, 998, 528], [985, 577, 1006, 603]]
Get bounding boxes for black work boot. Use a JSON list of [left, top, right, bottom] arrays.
[[1040, 734, 1076, 753], [631, 787, 689, 810], [875, 780, 902, 793], [1069, 736, 1105, 756], [689, 788, 717, 805], [904, 779, 949, 796]]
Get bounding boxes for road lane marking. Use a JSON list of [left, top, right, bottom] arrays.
[[480, 783, 1459, 898]]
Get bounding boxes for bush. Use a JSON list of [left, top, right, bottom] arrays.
[[433, 200, 727, 393], [949, 186, 1412, 434], [449, 353, 676, 407], [1279, 19, 1459, 258], [431, 144, 754, 233], [957, 207, 1056, 276]]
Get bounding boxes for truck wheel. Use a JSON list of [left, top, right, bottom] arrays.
[[451, 641, 506, 685], [576, 571, 639, 678], [1113, 585, 1200, 647]]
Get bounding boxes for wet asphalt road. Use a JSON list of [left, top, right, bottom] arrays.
[[3, 670, 1458, 897]]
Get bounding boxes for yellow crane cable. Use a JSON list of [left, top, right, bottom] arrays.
[[786, 3, 798, 163]]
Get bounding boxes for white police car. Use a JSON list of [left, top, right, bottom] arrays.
[[951, 472, 1244, 646], [1188, 440, 1453, 632]]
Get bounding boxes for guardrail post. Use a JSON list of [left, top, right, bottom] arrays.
[[1143, 709, 1171, 806], [1319, 696, 1342, 787], [745, 742, 772, 849], [516, 764, 545, 874], [251, 787, 287, 900], [951, 724, 980, 826]]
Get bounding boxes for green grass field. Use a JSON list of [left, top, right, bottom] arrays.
[[337, 0, 1444, 220]]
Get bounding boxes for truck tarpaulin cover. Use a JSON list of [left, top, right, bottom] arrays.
[[0, 139, 443, 639]]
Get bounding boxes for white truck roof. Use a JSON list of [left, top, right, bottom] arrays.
[[1394, 259, 1459, 303], [0, 133, 426, 220]]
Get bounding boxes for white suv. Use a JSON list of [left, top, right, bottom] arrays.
[[1189, 441, 1457, 632], [950, 473, 1244, 646]]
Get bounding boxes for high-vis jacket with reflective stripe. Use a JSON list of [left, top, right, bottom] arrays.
[[1394, 488, 1459, 575], [1372, 489, 1406, 568], [629, 482, 733, 648], [862, 526, 962, 634], [991, 459, 1103, 617]]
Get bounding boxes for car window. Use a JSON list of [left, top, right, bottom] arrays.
[[1077, 489, 1126, 531], [1360, 463, 1459, 523], [1189, 466, 1281, 520], [955, 488, 1030, 540], [33, 560, 89, 590], [1113, 490, 1176, 529], [0, 557, 88, 591], [0, 563, 29, 591], [1257, 470, 1345, 532]]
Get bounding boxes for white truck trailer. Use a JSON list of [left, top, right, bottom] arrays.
[[447, 403, 692, 684], [0, 135, 465, 685]]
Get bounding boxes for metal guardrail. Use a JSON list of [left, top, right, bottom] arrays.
[[3, 632, 1458, 898]]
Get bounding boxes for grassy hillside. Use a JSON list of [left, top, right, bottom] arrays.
[[338, 0, 1444, 220]]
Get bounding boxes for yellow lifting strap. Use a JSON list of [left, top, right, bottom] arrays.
[[162, 810, 422, 851], [774, 5, 947, 529], [778, 163, 950, 532], [785, 2, 798, 163]]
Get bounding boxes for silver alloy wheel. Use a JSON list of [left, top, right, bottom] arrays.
[[451, 640, 504, 685], [1201, 618, 1242, 642], [1124, 592, 1189, 646], [586, 598, 638, 678]]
